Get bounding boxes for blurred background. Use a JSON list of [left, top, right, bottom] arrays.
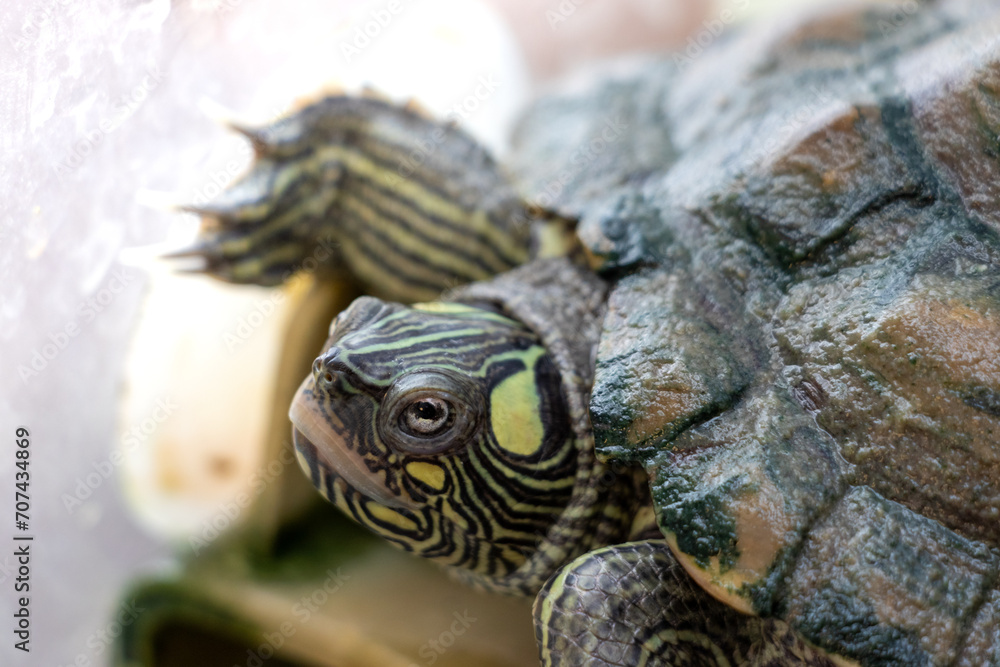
[[0, 0, 818, 664]]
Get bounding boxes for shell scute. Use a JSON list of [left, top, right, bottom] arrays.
[[503, 1, 1000, 662]]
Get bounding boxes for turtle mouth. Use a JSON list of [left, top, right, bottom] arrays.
[[289, 377, 417, 511]]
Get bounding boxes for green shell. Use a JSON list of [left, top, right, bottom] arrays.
[[511, 2, 1000, 664]]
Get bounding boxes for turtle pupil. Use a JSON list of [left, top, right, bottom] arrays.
[[415, 401, 439, 420], [402, 398, 452, 436]]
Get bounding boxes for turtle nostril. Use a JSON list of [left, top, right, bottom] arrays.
[[314, 346, 349, 387]]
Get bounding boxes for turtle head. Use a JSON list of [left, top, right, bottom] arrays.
[[289, 295, 579, 586]]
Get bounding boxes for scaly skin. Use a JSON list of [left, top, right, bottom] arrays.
[[536, 542, 837, 667], [176, 94, 532, 301]]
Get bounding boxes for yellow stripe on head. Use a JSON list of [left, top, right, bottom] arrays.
[[411, 302, 485, 315], [366, 501, 420, 532], [405, 461, 447, 491]]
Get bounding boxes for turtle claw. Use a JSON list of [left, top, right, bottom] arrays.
[[175, 204, 248, 230], [172, 264, 212, 277], [162, 241, 224, 277], [225, 121, 278, 157], [170, 196, 336, 284], [196, 97, 290, 157], [174, 261, 283, 286], [161, 241, 221, 262], [166, 245, 279, 285], [166, 140, 339, 286], [164, 219, 333, 286]]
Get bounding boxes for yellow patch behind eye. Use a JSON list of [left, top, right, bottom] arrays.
[[491, 349, 545, 457], [405, 461, 446, 491]]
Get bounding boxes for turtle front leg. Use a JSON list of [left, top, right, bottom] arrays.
[[171, 149, 342, 287], [534, 540, 836, 667], [173, 95, 534, 302]]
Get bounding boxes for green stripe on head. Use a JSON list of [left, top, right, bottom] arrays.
[[290, 297, 577, 581]]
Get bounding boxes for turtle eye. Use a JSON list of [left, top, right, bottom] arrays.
[[400, 397, 454, 437], [379, 371, 480, 455]]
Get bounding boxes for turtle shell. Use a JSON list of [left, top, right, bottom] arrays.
[[511, 1, 1000, 664]]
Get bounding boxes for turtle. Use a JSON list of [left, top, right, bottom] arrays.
[[175, 1, 1000, 665]]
